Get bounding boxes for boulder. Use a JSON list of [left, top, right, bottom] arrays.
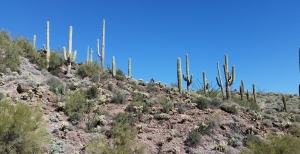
[[17, 84, 33, 93]]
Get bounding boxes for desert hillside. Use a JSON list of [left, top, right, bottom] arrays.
[[1, 30, 300, 154]]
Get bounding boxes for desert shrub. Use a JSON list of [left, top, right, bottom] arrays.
[[220, 103, 238, 114], [195, 115, 220, 136], [290, 126, 300, 138], [147, 82, 159, 92], [0, 99, 50, 153], [185, 130, 202, 147], [115, 69, 126, 81], [241, 134, 300, 154], [262, 119, 273, 127], [133, 92, 144, 102], [0, 92, 5, 101], [85, 122, 145, 154], [86, 85, 99, 99], [194, 97, 209, 110], [233, 97, 260, 111], [46, 76, 63, 94], [161, 99, 173, 113], [111, 92, 126, 104], [125, 101, 149, 114], [113, 113, 137, 126], [76, 62, 103, 79], [48, 51, 63, 75], [65, 91, 88, 122], [176, 103, 189, 114]]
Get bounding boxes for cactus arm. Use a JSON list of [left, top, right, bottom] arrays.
[[182, 54, 192, 91], [72, 50, 77, 62], [216, 61, 225, 99], [252, 84, 256, 103], [33, 35, 36, 48], [63, 46, 67, 61]]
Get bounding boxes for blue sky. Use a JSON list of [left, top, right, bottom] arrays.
[[1, 0, 300, 94]]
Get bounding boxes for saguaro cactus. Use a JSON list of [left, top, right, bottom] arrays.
[[282, 95, 287, 111], [239, 80, 244, 100], [112, 56, 116, 77], [217, 54, 235, 100], [203, 72, 209, 96], [183, 54, 193, 91], [97, 19, 105, 68], [89, 48, 93, 63], [216, 62, 225, 99], [252, 83, 256, 103], [42, 21, 51, 69], [86, 46, 89, 63], [177, 58, 182, 93], [128, 58, 131, 78], [63, 26, 77, 74], [33, 35, 36, 48]]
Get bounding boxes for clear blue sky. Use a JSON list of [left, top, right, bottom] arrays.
[[1, 0, 300, 94]]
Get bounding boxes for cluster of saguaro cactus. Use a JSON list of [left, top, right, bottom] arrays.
[[112, 56, 116, 77], [42, 21, 51, 69], [183, 54, 193, 91], [128, 58, 132, 78], [97, 19, 105, 68], [177, 57, 182, 93], [216, 54, 235, 100], [203, 72, 209, 96], [63, 26, 77, 74]]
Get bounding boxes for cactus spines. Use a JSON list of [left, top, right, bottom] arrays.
[[112, 56, 116, 77], [252, 84, 256, 103], [33, 35, 36, 49], [216, 62, 225, 99], [239, 80, 244, 100], [128, 58, 131, 78], [177, 57, 182, 93], [282, 95, 287, 111], [97, 19, 105, 68], [63, 26, 77, 74], [182, 54, 193, 91]]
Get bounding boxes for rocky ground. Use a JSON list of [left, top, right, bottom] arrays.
[[0, 56, 299, 154]]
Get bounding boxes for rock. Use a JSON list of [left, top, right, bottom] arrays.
[[17, 84, 33, 93], [57, 72, 66, 78]]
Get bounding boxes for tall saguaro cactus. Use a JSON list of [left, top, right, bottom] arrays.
[[33, 35, 36, 49], [63, 26, 77, 74], [239, 80, 244, 100], [252, 83, 256, 103], [177, 58, 182, 93], [183, 54, 193, 91], [97, 19, 105, 68], [216, 62, 225, 99], [89, 48, 93, 63], [203, 72, 209, 96], [42, 21, 51, 69], [128, 58, 131, 78], [217, 54, 235, 100], [112, 56, 116, 77]]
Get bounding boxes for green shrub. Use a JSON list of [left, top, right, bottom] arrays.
[[147, 82, 159, 92], [65, 91, 88, 122], [161, 99, 173, 113], [86, 85, 99, 99], [0, 92, 5, 101], [290, 126, 300, 138], [113, 113, 137, 126], [232, 96, 260, 111], [194, 97, 209, 110], [0, 100, 50, 153], [48, 50, 63, 75], [115, 69, 126, 81], [76, 62, 103, 79], [46, 76, 63, 94], [185, 130, 202, 147], [220, 103, 238, 114], [125, 101, 149, 114], [241, 134, 300, 154], [111, 92, 126, 104]]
